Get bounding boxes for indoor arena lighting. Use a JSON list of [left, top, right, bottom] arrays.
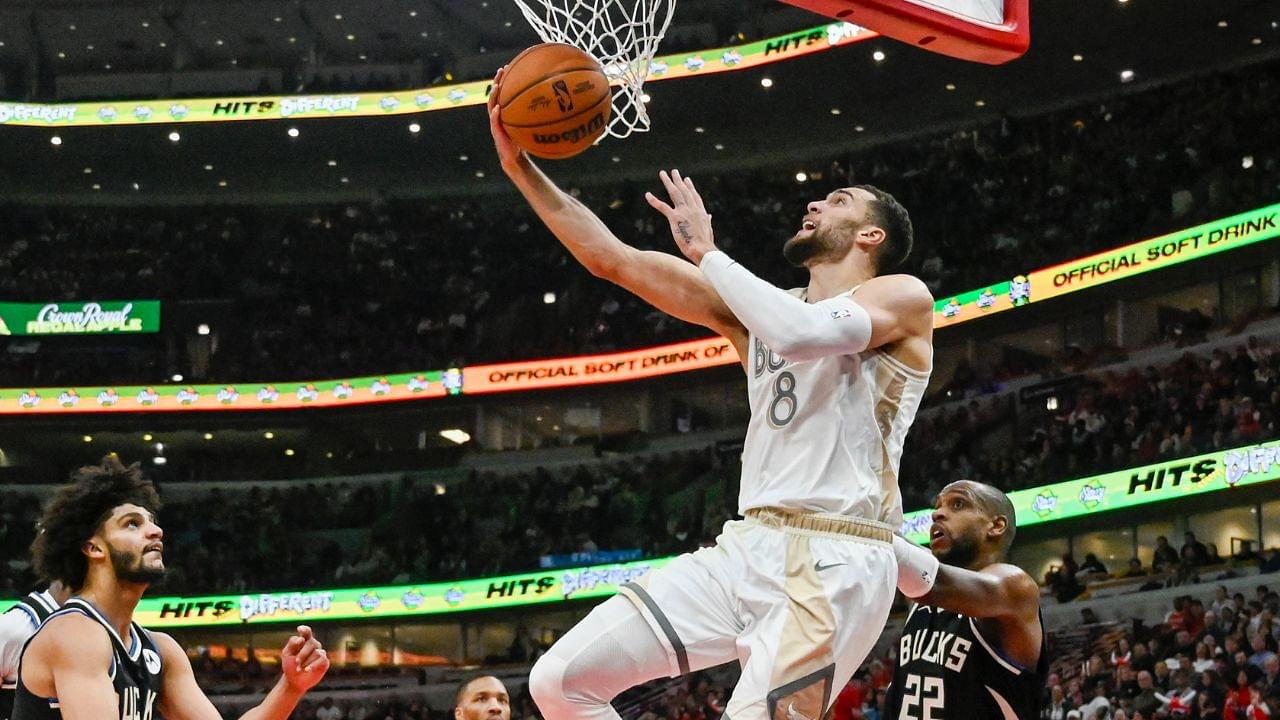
[[287, 127, 300, 138], [197, 323, 210, 335], [872, 50, 886, 62], [82, 435, 92, 443], [759, 77, 773, 88], [409, 122, 421, 133], [143, 434, 154, 441], [50, 135, 62, 146], [439, 429, 471, 444], [171, 374, 183, 382], [153, 457, 167, 465], [1120, 69, 1135, 82], [795, 172, 808, 183], [203, 433, 214, 440], [543, 292, 556, 304], [168, 131, 181, 143], [264, 431, 275, 439], [1243, 156, 1255, 169], [285, 448, 295, 456]]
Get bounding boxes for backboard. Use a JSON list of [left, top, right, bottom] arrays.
[[779, 0, 1029, 64]]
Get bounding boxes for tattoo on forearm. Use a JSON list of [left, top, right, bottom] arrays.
[[677, 221, 694, 244]]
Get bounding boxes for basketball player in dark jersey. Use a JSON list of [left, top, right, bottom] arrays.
[[1, 583, 68, 720], [12, 455, 330, 720], [886, 480, 1046, 720]]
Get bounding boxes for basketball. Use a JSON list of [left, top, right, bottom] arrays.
[[497, 43, 612, 159]]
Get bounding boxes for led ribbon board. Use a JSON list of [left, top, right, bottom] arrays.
[[1, 204, 1276, 413], [4, 440, 1274, 625], [898, 438, 1280, 545], [933, 203, 1280, 327], [0, 23, 875, 128], [0, 300, 159, 336]]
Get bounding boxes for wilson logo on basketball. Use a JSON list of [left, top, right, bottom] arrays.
[[533, 112, 606, 145], [553, 80, 574, 112]]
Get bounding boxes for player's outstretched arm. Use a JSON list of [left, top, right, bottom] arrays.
[[650, 169, 932, 363], [156, 625, 329, 720], [487, 71, 747, 351], [893, 535, 1038, 620], [18, 614, 118, 720]]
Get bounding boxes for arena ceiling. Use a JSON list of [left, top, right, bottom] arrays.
[[0, 0, 1275, 203]]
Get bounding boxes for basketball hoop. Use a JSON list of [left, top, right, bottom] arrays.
[[508, 0, 678, 139]]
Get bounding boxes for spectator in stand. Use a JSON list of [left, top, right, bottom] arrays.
[[1130, 671, 1161, 718], [1155, 670, 1196, 717], [1182, 532, 1209, 567], [1153, 537, 1181, 574], [1080, 553, 1110, 578], [1123, 559, 1147, 579], [1044, 684, 1073, 720], [1249, 633, 1278, 670]]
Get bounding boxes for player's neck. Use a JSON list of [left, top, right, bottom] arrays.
[[80, 574, 146, 642], [804, 257, 874, 303]]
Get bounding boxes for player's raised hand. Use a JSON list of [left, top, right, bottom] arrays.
[[280, 625, 329, 692], [646, 169, 716, 265], [488, 67, 527, 173]]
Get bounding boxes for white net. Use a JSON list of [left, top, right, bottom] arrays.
[[509, 0, 678, 139]]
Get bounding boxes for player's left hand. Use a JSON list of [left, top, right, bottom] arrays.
[[280, 625, 329, 692], [646, 169, 716, 265]]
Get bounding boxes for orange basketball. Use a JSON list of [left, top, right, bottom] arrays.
[[497, 43, 612, 160]]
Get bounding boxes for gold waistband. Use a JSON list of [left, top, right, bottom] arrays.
[[744, 506, 893, 543]]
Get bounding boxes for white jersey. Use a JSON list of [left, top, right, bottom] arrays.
[[1, 590, 58, 687], [740, 289, 930, 525]]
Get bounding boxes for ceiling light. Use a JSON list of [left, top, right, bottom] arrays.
[[1217, 20, 1228, 28], [830, 108, 842, 115], [288, 37, 297, 43], [154, 443, 164, 452], [340, 177, 349, 184], [204, 164, 214, 171], [641, 93, 652, 103], [274, 16, 282, 22], [327, 159, 338, 166], [694, 126, 705, 133], [1242, 156, 1254, 169], [131, 182, 140, 191], [872, 50, 886, 62], [287, 127, 300, 138], [84, 167, 92, 174], [50, 135, 63, 146], [714, 143, 724, 150], [409, 122, 421, 133], [409, 10, 417, 16], [197, 323, 211, 335], [153, 457, 167, 465], [142, 21, 150, 28], [475, 171, 485, 178], [104, 64, 112, 70], [92, 184, 101, 190], [264, 431, 275, 439], [143, 434, 154, 441], [204, 433, 214, 440], [57, 52, 66, 59], [215, 39, 224, 46], [347, 34, 356, 41], [285, 448, 295, 456], [543, 292, 556, 304], [334, 13, 343, 20], [975, 100, 986, 107], [171, 374, 183, 382], [760, 77, 773, 88], [1252, 38, 1263, 45], [440, 429, 471, 444], [1119, 69, 1135, 82], [86, 44, 94, 50], [855, 125, 865, 132], [168, 131, 181, 143], [218, 180, 228, 187], [611, 156, 620, 162], [795, 172, 807, 183], [945, 83, 956, 90], [1072, 53, 1084, 61], [83, 435, 93, 443]]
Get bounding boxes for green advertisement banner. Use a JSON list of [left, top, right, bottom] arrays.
[[0, 557, 674, 629], [3, 439, 1276, 626], [899, 438, 1280, 544], [0, 23, 874, 128], [0, 300, 160, 336], [933, 202, 1280, 327]]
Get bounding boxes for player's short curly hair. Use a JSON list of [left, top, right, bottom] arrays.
[[855, 184, 914, 274], [30, 455, 161, 590]]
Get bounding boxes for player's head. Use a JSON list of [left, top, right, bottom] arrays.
[[928, 480, 1016, 568], [31, 454, 165, 592], [454, 675, 510, 720], [785, 185, 913, 274]]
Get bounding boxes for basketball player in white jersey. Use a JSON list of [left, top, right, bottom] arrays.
[[489, 69, 933, 720]]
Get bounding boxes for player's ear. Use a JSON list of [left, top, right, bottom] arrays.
[[83, 535, 106, 559], [858, 225, 886, 248], [988, 514, 1009, 542]]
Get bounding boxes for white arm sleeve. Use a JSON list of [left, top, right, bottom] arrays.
[[893, 534, 940, 599], [699, 250, 872, 362], [0, 609, 38, 683]]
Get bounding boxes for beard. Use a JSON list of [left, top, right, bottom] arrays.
[[935, 531, 981, 569], [107, 542, 167, 585], [782, 224, 855, 268]]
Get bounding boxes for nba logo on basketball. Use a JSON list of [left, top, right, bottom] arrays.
[[552, 80, 574, 112]]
